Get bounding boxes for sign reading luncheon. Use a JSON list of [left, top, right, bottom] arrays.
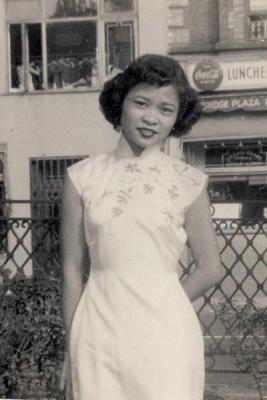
[[188, 59, 267, 92], [227, 65, 267, 81]]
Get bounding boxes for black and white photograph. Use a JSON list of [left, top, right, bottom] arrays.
[[0, 1, 266, 399]]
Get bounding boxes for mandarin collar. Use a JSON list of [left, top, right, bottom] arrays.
[[111, 135, 163, 163]]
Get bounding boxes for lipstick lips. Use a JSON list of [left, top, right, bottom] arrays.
[[138, 127, 158, 137]]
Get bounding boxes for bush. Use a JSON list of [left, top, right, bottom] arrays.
[[215, 300, 267, 400], [0, 276, 65, 398]]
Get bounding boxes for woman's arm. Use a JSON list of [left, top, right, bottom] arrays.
[[182, 188, 223, 302], [60, 172, 88, 347]]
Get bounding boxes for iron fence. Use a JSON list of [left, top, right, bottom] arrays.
[[0, 200, 266, 398]]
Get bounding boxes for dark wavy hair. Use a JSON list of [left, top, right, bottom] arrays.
[[99, 54, 202, 137]]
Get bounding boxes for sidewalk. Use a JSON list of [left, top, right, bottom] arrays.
[[205, 372, 262, 400]]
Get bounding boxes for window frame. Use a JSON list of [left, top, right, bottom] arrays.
[[249, 15, 267, 40], [249, 0, 267, 40], [104, 20, 135, 74], [5, 0, 138, 93]]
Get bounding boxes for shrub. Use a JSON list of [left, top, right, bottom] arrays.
[[215, 300, 267, 400], [0, 276, 65, 398]]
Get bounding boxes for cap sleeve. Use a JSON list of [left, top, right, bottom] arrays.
[[67, 157, 91, 196], [174, 161, 209, 210]]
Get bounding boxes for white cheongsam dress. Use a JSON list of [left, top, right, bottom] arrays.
[[68, 143, 208, 400]]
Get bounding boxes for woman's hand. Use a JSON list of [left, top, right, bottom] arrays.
[[59, 351, 72, 400]]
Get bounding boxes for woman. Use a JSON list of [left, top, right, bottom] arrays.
[[60, 54, 223, 400]]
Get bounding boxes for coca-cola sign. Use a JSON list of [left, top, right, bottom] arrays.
[[193, 59, 223, 91]]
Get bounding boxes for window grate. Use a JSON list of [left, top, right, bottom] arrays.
[[30, 156, 87, 216], [0, 147, 8, 254], [0, 182, 7, 254]]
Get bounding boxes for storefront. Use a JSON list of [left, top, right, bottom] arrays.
[[182, 58, 267, 218]]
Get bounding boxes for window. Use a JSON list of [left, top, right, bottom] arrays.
[[208, 180, 267, 220], [167, 0, 189, 48], [249, 0, 267, 40], [204, 141, 267, 168], [0, 181, 7, 254], [6, 0, 137, 92], [30, 156, 87, 217], [203, 139, 267, 220], [30, 156, 87, 277], [250, 15, 267, 39], [0, 147, 8, 254]]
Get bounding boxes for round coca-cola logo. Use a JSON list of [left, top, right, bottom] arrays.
[[193, 59, 223, 91]]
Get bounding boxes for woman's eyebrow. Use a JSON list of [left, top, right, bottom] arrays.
[[160, 101, 177, 108], [130, 94, 150, 100], [130, 95, 176, 104], [129, 95, 177, 108]]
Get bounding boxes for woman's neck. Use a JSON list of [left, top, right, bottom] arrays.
[[114, 135, 161, 161], [116, 135, 142, 158]]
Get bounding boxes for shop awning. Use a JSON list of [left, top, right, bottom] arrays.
[[183, 113, 267, 142]]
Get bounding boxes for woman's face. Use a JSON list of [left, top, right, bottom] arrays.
[[120, 83, 179, 156]]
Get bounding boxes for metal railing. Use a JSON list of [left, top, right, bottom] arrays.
[[0, 200, 266, 398]]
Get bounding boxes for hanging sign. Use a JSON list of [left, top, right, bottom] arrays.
[[187, 59, 267, 92], [201, 93, 267, 113]]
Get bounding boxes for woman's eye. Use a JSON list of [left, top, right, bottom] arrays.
[[161, 107, 174, 114], [134, 100, 147, 108]]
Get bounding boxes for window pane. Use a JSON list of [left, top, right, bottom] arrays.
[[251, 18, 267, 39], [6, 0, 41, 21], [10, 24, 22, 89], [9, 24, 43, 91], [47, 21, 99, 89], [105, 22, 134, 77], [45, 0, 98, 18], [104, 0, 135, 13], [28, 24, 43, 90]]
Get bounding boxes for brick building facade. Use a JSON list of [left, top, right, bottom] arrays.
[[167, 0, 267, 219]]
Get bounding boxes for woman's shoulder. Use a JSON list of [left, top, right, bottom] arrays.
[[68, 153, 110, 173], [175, 159, 208, 186], [163, 154, 208, 186], [67, 153, 111, 195], [162, 154, 208, 208]]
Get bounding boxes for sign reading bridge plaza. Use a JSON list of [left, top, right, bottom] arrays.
[[187, 59, 267, 92], [200, 93, 267, 113]]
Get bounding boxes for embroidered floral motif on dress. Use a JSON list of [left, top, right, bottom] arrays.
[[125, 162, 141, 173], [73, 150, 207, 238]]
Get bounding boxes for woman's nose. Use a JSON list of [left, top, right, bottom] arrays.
[[142, 109, 158, 125]]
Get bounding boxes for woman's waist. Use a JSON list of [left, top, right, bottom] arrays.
[[86, 267, 182, 309], [88, 263, 179, 283], [89, 249, 178, 274], [83, 270, 201, 335], [88, 231, 182, 273]]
